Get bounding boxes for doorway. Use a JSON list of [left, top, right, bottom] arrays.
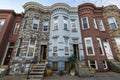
[[73, 44, 79, 59], [103, 41, 114, 59], [3, 42, 14, 65], [41, 45, 47, 60]]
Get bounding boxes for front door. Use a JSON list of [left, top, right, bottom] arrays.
[[73, 44, 79, 59], [53, 62, 58, 71], [103, 41, 114, 59], [41, 45, 47, 60]]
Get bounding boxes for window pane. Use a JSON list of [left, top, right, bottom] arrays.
[[13, 23, 20, 34], [0, 19, 5, 30], [28, 47, 34, 56], [82, 18, 88, 29], [43, 25, 48, 31], [33, 24, 38, 30], [64, 23, 67, 30], [30, 39, 35, 45]]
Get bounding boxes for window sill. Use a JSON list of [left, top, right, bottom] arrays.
[[52, 29, 58, 31], [63, 29, 69, 31]]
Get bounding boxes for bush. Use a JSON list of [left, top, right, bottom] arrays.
[[59, 70, 64, 75]]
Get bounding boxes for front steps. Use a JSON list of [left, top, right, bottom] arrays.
[[75, 60, 94, 77], [27, 63, 46, 80], [108, 60, 120, 73]]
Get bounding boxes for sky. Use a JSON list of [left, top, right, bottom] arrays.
[[0, 0, 120, 13]]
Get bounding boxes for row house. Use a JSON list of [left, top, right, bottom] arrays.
[[103, 5, 120, 61], [0, 10, 23, 66], [0, 2, 119, 74], [78, 3, 118, 71]]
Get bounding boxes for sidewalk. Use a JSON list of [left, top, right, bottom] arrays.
[[0, 71, 120, 80]]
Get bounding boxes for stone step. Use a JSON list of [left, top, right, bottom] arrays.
[[30, 71, 44, 75], [32, 69, 45, 71]]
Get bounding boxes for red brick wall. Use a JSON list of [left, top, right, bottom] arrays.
[[78, 3, 116, 71], [0, 10, 23, 65]]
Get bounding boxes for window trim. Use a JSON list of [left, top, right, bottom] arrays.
[[32, 17, 40, 31], [26, 39, 36, 58], [97, 38, 104, 55], [0, 19, 5, 31], [13, 22, 20, 34], [88, 60, 98, 69], [108, 17, 118, 29], [93, 19, 98, 29], [81, 17, 90, 30], [102, 60, 108, 69], [97, 20, 105, 31], [52, 38, 58, 56], [64, 38, 69, 55], [84, 37, 95, 56]]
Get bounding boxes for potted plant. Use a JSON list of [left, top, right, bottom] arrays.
[[46, 65, 52, 76], [69, 54, 76, 76]]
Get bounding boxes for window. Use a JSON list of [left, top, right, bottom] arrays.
[[97, 20, 105, 31], [81, 17, 89, 29], [23, 17, 28, 29], [71, 19, 77, 32], [53, 38, 57, 56], [114, 37, 120, 53], [63, 16, 68, 30], [16, 38, 22, 57], [84, 37, 95, 55], [43, 20, 48, 32], [93, 19, 97, 29], [108, 17, 118, 29], [0, 19, 5, 30], [64, 38, 69, 55], [53, 16, 58, 30], [13, 22, 20, 34], [88, 60, 98, 69], [32, 17, 39, 31], [97, 38, 104, 55], [27, 39, 36, 57], [102, 60, 108, 69]]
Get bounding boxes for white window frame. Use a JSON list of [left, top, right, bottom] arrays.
[[0, 19, 5, 30], [97, 38, 104, 55], [81, 17, 90, 30], [53, 16, 58, 30], [88, 60, 98, 69], [13, 22, 20, 34], [43, 21, 48, 32], [108, 17, 118, 29], [84, 37, 95, 56], [64, 38, 69, 55], [63, 16, 68, 30], [71, 19, 77, 32], [32, 17, 40, 31], [97, 20, 105, 31], [26, 39, 36, 58], [114, 37, 120, 53], [93, 19, 98, 29], [52, 38, 58, 56], [15, 38, 23, 57], [102, 60, 108, 69]]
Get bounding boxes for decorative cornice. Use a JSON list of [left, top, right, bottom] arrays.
[[23, 2, 78, 12]]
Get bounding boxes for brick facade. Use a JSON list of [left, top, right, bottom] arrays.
[[0, 10, 23, 65], [78, 3, 117, 71]]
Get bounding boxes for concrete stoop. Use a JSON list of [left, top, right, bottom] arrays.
[[108, 60, 120, 73], [0, 65, 8, 78], [75, 61, 94, 77], [27, 63, 46, 80]]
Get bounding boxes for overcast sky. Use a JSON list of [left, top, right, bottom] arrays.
[[0, 0, 120, 13]]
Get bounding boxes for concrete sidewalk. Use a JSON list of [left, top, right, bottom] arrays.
[[0, 71, 120, 80]]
